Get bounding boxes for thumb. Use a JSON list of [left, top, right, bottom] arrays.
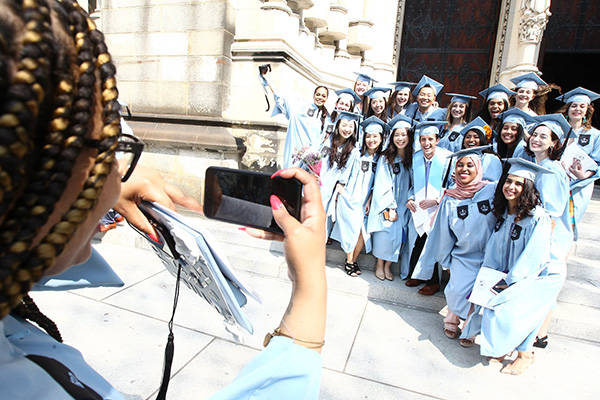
[[115, 202, 156, 237], [270, 195, 299, 234]]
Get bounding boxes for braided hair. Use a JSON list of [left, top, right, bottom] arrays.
[[0, 1, 121, 335]]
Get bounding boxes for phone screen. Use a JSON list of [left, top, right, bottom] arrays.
[[204, 167, 302, 233]]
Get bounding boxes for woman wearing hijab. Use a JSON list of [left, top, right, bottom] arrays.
[[412, 148, 497, 340], [461, 159, 566, 375]]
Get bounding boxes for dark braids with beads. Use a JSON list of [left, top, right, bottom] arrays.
[[0, 0, 121, 335]]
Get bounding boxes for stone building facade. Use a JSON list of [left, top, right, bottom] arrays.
[[83, 1, 598, 198]]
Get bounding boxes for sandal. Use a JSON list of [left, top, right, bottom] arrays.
[[501, 352, 535, 375], [459, 337, 475, 347], [345, 262, 360, 277], [532, 335, 548, 349], [443, 322, 460, 339]]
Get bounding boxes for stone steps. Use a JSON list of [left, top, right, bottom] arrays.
[[99, 194, 600, 342]]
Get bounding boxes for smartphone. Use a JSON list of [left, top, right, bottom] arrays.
[[204, 167, 302, 233], [490, 278, 508, 295]]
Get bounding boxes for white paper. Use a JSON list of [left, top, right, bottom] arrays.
[[412, 185, 439, 236], [562, 144, 598, 180], [469, 267, 507, 309]]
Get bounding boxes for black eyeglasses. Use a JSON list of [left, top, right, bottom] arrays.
[[85, 133, 144, 182]]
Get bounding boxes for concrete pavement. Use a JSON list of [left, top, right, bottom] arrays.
[[31, 188, 600, 400]]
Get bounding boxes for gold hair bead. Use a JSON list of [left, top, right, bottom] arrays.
[[14, 70, 35, 84], [97, 53, 111, 66], [23, 31, 42, 44], [0, 114, 19, 128]]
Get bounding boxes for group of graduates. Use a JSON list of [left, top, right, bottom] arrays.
[[263, 69, 600, 376]]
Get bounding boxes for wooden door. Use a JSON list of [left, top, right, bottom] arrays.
[[397, 0, 501, 106], [540, 0, 600, 125]]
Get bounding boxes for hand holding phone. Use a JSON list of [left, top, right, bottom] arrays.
[[204, 167, 302, 234]]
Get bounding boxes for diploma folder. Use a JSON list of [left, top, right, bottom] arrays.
[[468, 266, 507, 309], [131, 201, 261, 334]]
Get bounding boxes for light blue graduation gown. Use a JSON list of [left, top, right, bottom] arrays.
[[273, 93, 323, 168], [210, 337, 322, 400], [404, 103, 447, 122], [330, 153, 378, 253], [1, 315, 125, 400], [317, 138, 359, 236], [568, 127, 600, 236], [461, 207, 566, 357], [412, 184, 497, 318], [438, 123, 466, 153], [496, 139, 528, 159], [318, 115, 336, 146], [535, 158, 573, 257], [368, 155, 412, 268]]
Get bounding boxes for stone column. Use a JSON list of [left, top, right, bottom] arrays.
[[496, 0, 551, 85], [362, 0, 398, 81]]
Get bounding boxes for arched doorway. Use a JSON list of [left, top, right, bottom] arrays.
[[539, 0, 600, 126], [396, 0, 502, 110]]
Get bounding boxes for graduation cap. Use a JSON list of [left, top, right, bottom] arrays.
[[479, 84, 515, 101], [510, 72, 547, 90], [446, 93, 477, 104], [364, 87, 391, 100], [387, 113, 414, 131], [414, 120, 446, 138], [412, 75, 444, 96], [505, 157, 552, 182], [361, 116, 386, 134], [530, 114, 571, 140], [335, 111, 362, 124], [556, 87, 600, 105], [442, 145, 492, 187], [389, 81, 416, 92], [335, 88, 361, 104], [459, 117, 490, 137], [354, 72, 377, 84], [497, 108, 536, 129]]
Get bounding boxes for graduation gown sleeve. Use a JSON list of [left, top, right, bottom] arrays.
[[210, 337, 322, 400]]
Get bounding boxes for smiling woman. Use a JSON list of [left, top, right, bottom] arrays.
[[461, 158, 566, 376]]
